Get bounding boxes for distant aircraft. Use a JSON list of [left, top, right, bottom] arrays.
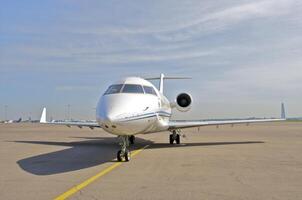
[[5, 117, 22, 123], [40, 74, 286, 161]]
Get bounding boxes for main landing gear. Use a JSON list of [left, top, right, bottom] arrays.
[[169, 130, 180, 144], [129, 135, 135, 145]]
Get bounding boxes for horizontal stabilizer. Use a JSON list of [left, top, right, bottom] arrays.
[[145, 73, 191, 94], [145, 76, 191, 80]]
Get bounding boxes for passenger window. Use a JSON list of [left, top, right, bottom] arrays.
[[104, 84, 123, 95], [122, 84, 144, 93], [143, 86, 157, 96]]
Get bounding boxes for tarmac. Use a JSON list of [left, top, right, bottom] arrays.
[[0, 122, 302, 200]]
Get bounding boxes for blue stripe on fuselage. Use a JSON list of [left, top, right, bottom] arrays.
[[116, 111, 171, 122]]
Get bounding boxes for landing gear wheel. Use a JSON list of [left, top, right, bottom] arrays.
[[117, 135, 131, 162], [170, 130, 181, 145], [117, 150, 123, 162], [124, 150, 131, 162], [117, 150, 131, 162], [176, 134, 180, 144], [129, 135, 135, 144], [169, 134, 174, 144]]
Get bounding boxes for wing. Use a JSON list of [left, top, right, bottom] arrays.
[[39, 108, 101, 129], [168, 103, 286, 130], [168, 118, 285, 130]]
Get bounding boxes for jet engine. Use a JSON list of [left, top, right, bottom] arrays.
[[175, 93, 193, 112]]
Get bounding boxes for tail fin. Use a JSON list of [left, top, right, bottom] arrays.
[[40, 107, 47, 123], [145, 73, 191, 94], [281, 103, 286, 119]]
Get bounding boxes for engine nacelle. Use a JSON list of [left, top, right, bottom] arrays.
[[175, 93, 193, 112]]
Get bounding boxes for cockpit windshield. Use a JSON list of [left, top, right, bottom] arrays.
[[104, 84, 123, 95], [122, 84, 144, 93], [143, 86, 157, 96], [104, 83, 158, 96]]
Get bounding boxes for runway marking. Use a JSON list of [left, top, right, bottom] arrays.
[[54, 145, 149, 200]]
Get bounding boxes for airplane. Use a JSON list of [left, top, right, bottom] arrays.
[[5, 117, 22, 123], [40, 73, 286, 162]]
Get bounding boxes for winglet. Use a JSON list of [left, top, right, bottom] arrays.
[[40, 107, 47, 123], [281, 103, 286, 119]]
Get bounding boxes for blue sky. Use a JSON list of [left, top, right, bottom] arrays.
[[1, 0, 302, 120]]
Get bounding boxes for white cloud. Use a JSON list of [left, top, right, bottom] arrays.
[[56, 0, 296, 44], [74, 49, 216, 64], [154, 0, 297, 42]]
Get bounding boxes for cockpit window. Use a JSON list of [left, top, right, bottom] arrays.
[[143, 86, 157, 96], [104, 84, 123, 95], [122, 84, 144, 94]]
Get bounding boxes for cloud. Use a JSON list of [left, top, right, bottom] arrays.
[[59, 0, 297, 44], [73, 49, 216, 64], [154, 0, 297, 42], [2, 0, 300, 70]]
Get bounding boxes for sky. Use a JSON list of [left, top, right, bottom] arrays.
[[1, 0, 302, 120]]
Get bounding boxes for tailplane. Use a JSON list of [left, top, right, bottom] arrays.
[[145, 73, 191, 94]]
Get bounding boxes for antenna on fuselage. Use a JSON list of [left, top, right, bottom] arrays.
[[145, 73, 191, 94]]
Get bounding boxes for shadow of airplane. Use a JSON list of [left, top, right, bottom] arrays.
[[13, 137, 264, 176]]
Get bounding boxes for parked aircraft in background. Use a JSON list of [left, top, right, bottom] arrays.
[[4, 117, 22, 123], [40, 74, 286, 161]]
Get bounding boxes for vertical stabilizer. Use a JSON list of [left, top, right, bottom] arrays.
[[159, 73, 165, 94], [281, 103, 286, 119], [40, 107, 47, 123]]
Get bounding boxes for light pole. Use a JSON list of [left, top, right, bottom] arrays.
[[4, 105, 8, 121], [67, 104, 71, 121]]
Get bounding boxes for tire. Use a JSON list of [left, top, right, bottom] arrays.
[[117, 150, 123, 162], [176, 134, 180, 144], [129, 135, 135, 144], [125, 150, 131, 162], [169, 134, 174, 144]]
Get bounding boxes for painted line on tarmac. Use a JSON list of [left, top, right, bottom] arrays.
[[54, 144, 150, 200]]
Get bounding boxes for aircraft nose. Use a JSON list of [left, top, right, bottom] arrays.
[[97, 94, 147, 129], [102, 111, 117, 123], [99, 107, 117, 122], [97, 109, 118, 130], [98, 100, 122, 125]]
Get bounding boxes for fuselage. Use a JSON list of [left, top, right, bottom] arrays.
[[96, 77, 171, 136]]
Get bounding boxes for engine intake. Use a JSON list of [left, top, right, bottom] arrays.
[[175, 93, 192, 112]]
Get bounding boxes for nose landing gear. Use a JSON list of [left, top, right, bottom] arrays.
[[117, 136, 131, 162], [169, 130, 180, 144]]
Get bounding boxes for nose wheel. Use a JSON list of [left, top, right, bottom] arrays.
[[117, 149, 131, 162], [169, 130, 180, 144], [117, 136, 131, 162]]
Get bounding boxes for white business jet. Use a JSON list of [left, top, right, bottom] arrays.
[[40, 74, 286, 161]]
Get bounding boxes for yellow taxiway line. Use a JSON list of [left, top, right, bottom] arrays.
[[54, 145, 149, 200]]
